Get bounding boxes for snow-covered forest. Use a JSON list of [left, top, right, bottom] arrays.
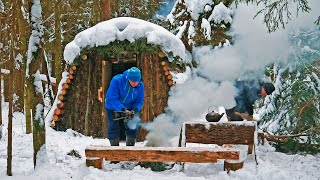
[[0, 0, 319, 179]]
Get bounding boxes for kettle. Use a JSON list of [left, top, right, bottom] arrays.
[[205, 105, 224, 122]]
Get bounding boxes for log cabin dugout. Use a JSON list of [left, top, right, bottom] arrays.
[[55, 42, 176, 141]]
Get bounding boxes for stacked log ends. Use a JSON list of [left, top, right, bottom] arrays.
[[53, 114, 59, 121], [54, 108, 64, 115], [62, 83, 69, 89], [57, 102, 64, 109], [82, 54, 88, 60], [161, 58, 174, 87], [58, 94, 64, 101], [158, 51, 165, 58], [50, 123, 55, 128]]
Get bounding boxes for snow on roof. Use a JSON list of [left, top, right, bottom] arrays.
[[64, 17, 191, 64]]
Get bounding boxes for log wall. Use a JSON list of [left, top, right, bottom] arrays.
[[55, 50, 171, 140]]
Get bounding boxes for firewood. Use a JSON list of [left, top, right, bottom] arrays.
[[57, 102, 64, 109], [53, 115, 59, 121], [82, 54, 88, 60], [71, 66, 77, 71], [164, 71, 170, 76], [167, 74, 172, 80], [161, 61, 166, 66], [168, 80, 174, 86]]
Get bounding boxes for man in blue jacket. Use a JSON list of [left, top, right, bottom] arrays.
[[105, 67, 144, 146], [226, 80, 275, 121]]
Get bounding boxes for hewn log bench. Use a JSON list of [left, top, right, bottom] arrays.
[[179, 121, 257, 171], [85, 146, 239, 169], [85, 121, 256, 171]]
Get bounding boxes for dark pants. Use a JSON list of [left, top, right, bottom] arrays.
[[106, 108, 138, 140]]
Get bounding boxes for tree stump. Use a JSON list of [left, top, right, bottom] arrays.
[[86, 157, 103, 169]]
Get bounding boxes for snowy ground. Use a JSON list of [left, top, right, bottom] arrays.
[[0, 104, 319, 180]]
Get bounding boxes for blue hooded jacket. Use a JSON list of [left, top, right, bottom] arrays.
[[105, 70, 144, 111]]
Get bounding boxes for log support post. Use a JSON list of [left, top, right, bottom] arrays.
[[86, 157, 103, 169]]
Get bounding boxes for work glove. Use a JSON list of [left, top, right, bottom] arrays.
[[122, 108, 134, 121]]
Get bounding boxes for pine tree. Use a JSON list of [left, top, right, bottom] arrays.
[[259, 29, 320, 153], [167, 0, 233, 52]]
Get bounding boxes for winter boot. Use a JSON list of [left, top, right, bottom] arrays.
[[126, 136, 136, 146], [109, 138, 120, 146]]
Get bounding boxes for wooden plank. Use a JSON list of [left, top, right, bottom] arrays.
[[184, 122, 256, 145], [85, 146, 239, 163]]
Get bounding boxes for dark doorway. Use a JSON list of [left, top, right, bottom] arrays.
[[111, 62, 137, 141]]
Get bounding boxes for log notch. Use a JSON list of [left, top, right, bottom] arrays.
[[85, 146, 240, 169]]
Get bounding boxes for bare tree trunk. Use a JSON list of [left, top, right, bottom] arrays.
[[27, 0, 46, 167], [100, 0, 110, 20], [53, 0, 62, 95], [7, 65, 13, 176], [7, 2, 15, 174], [18, 1, 32, 134], [0, 12, 3, 140]]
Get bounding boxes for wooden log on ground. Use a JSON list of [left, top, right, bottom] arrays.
[[86, 157, 103, 169], [71, 66, 77, 71], [85, 146, 239, 163], [161, 61, 166, 66], [167, 74, 172, 80], [183, 122, 256, 145], [224, 161, 244, 172], [168, 80, 174, 86], [164, 71, 170, 76]]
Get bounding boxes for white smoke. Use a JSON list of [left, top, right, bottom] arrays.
[[144, 0, 320, 146]]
